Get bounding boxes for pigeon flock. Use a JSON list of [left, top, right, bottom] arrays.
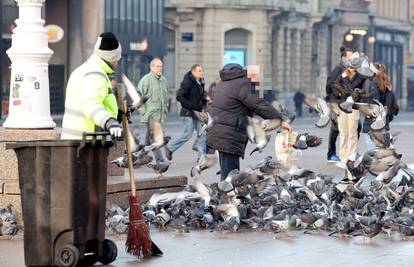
[[106, 97, 414, 241], [106, 56, 414, 241], [107, 142, 414, 240]]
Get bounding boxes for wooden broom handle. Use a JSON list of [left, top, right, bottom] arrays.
[[116, 85, 137, 197]]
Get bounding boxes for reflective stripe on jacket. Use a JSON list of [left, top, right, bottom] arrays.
[[61, 55, 118, 139]]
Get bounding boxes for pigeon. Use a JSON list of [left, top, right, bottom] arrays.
[[293, 134, 308, 150], [156, 209, 171, 229], [271, 217, 302, 233], [191, 151, 218, 177], [144, 117, 171, 152], [147, 190, 202, 209], [304, 96, 331, 128], [368, 130, 393, 149], [215, 204, 240, 232], [147, 161, 171, 174], [393, 216, 414, 239], [369, 100, 387, 131], [106, 206, 129, 234], [353, 211, 385, 239], [252, 156, 284, 175], [261, 118, 282, 132], [339, 96, 355, 114], [0, 207, 18, 236], [111, 150, 153, 168], [247, 116, 271, 155], [193, 111, 215, 136], [193, 176, 212, 206], [121, 73, 148, 109], [271, 100, 296, 124], [352, 102, 381, 118]]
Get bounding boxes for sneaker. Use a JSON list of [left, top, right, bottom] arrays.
[[164, 146, 173, 161], [327, 154, 341, 163]]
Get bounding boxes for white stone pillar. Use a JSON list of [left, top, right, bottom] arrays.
[[284, 27, 291, 92], [3, 0, 55, 129]]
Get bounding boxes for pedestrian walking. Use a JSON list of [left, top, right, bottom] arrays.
[[61, 32, 123, 140], [206, 63, 292, 180], [137, 58, 169, 170], [207, 77, 221, 102], [293, 90, 305, 117], [165, 64, 208, 160]]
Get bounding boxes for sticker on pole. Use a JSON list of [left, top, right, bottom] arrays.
[[45, 24, 64, 43]]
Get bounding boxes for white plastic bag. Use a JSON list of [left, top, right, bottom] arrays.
[[274, 131, 302, 168]]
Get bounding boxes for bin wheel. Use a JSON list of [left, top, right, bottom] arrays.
[[77, 254, 99, 267], [98, 239, 117, 265], [57, 244, 79, 267]]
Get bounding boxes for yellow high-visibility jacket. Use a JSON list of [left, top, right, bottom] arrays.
[[61, 55, 118, 140]]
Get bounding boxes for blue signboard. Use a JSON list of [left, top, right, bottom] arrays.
[[223, 49, 246, 67], [181, 32, 194, 42]]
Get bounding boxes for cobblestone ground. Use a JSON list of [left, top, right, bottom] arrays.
[[1, 112, 414, 267]]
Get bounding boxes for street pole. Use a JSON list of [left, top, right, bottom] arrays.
[[3, 0, 55, 129], [0, 2, 3, 118]]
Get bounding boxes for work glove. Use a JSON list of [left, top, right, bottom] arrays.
[[117, 106, 135, 124], [105, 118, 123, 139]]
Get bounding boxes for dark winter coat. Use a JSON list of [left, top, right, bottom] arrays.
[[325, 64, 345, 103], [176, 71, 207, 117], [362, 80, 399, 132], [330, 71, 366, 103], [206, 64, 282, 157]]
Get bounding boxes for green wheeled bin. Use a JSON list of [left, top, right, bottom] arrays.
[[7, 132, 118, 267]]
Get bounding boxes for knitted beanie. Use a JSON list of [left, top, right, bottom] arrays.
[[93, 32, 122, 62]]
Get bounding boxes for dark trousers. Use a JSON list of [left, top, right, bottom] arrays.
[[295, 105, 303, 117], [327, 120, 339, 159], [218, 151, 240, 181]]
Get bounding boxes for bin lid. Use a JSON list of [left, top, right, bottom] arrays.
[[6, 132, 114, 150]]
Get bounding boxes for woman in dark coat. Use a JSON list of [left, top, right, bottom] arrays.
[[362, 63, 399, 149], [206, 63, 292, 180]]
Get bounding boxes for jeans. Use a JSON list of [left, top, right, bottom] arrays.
[[219, 151, 240, 181], [167, 116, 206, 157]]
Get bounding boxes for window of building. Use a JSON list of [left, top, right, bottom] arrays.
[[224, 28, 249, 67]]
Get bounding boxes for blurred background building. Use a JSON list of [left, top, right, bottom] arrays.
[[1, 0, 414, 118]]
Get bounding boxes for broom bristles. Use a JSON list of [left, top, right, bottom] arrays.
[[126, 195, 153, 258]]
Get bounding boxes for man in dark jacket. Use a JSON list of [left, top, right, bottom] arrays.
[[206, 63, 292, 180], [165, 64, 207, 160]]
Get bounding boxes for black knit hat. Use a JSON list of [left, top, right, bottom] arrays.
[[98, 32, 119, 50], [94, 32, 122, 62]]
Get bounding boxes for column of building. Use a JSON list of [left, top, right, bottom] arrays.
[[300, 29, 313, 94]]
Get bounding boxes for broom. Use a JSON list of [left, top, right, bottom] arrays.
[[116, 83, 163, 258]]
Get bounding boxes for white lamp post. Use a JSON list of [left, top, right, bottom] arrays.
[[3, 0, 55, 129]]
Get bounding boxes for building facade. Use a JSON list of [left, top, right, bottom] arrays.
[[165, 0, 412, 111], [0, 0, 166, 117], [1, 0, 412, 117], [104, 0, 166, 87]]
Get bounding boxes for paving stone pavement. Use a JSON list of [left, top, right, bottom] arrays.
[[1, 112, 414, 266]]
